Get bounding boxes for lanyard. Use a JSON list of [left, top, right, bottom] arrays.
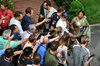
[[46, 10, 50, 18]]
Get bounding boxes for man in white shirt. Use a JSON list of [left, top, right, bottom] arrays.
[[21, 24, 36, 48], [56, 12, 69, 33], [10, 11, 23, 35], [42, 1, 57, 32]]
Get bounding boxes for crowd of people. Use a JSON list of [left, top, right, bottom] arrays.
[[0, 0, 93, 66]]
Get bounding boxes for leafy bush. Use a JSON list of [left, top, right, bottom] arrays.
[[68, 0, 84, 21], [0, 0, 15, 12]]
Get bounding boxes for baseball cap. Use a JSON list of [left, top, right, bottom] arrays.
[[61, 12, 68, 18]]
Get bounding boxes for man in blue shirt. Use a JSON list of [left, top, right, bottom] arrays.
[[36, 36, 60, 66], [22, 7, 47, 31]]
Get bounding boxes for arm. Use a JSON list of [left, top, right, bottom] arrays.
[[19, 38, 28, 45], [50, 36, 60, 42], [5, 35, 14, 49], [14, 50, 23, 56], [50, 26, 54, 31], [36, 19, 45, 26], [32, 40, 40, 53], [85, 57, 93, 66]]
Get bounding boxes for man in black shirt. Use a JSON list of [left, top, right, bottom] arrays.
[[0, 48, 14, 66], [19, 47, 33, 66]]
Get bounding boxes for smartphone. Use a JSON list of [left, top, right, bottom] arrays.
[[37, 14, 40, 16], [62, 58, 65, 62], [89, 54, 95, 59], [10, 32, 14, 36], [50, 30, 55, 35]]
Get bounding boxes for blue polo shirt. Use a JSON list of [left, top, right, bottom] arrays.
[[22, 15, 35, 31], [50, 12, 60, 28], [36, 40, 50, 66], [0, 49, 5, 56]]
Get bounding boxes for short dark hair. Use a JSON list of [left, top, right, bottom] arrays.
[[29, 35, 36, 42], [10, 24, 16, 32], [1, 2, 8, 7], [57, 6, 65, 12], [4, 48, 14, 58], [78, 10, 85, 15], [14, 11, 23, 18], [23, 47, 33, 57], [25, 7, 33, 14], [44, 1, 51, 6], [50, 42, 59, 51], [33, 53, 41, 65]]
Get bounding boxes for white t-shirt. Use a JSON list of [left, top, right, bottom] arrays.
[[44, 7, 57, 29], [56, 18, 69, 33], [10, 17, 23, 35], [21, 31, 33, 48]]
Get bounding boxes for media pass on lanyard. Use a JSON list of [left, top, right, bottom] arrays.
[[2, 15, 5, 23]]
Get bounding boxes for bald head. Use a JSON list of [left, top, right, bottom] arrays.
[[43, 36, 48, 44]]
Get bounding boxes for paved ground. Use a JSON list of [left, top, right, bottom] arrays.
[[68, 24, 100, 66]]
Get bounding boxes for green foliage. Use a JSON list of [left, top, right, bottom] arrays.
[[54, 0, 100, 24], [0, 0, 15, 12], [82, 0, 100, 24], [68, 0, 84, 21], [54, 0, 84, 22]]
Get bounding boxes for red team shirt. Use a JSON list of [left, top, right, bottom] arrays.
[[0, 8, 14, 28]]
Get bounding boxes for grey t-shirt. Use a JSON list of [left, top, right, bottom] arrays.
[[44, 7, 57, 29], [73, 45, 90, 66]]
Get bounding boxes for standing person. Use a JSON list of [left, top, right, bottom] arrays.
[[56, 12, 69, 34], [21, 7, 46, 31], [0, 2, 14, 35], [56, 33, 70, 66], [38, 0, 51, 22], [10, 11, 23, 35], [36, 36, 60, 66], [43, 0, 57, 32], [44, 42, 67, 66], [37, 0, 51, 32], [21, 24, 36, 48], [70, 10, 91, 43], [0, 29, 28, 50], [10, 24, 21, 40], [72, 35, 92, 66], [44, 42, 59, 66], [0, 48, 23, 66], [19, 47, 33, 66], [0, 34, 14, 56], [50, 6, 65, 31], [27, 53, 41, 66]]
